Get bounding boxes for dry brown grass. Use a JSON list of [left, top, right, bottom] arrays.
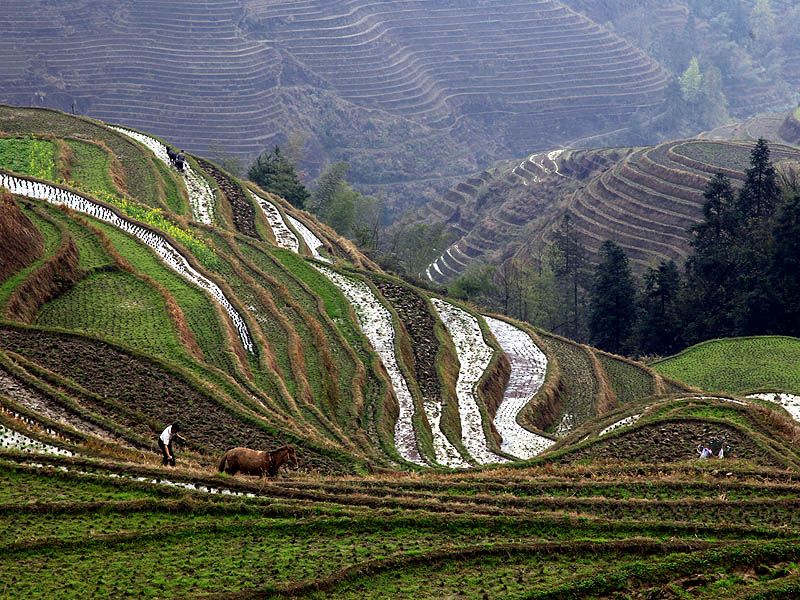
[[588, 346, 617, 416], [211, 180, 236, 231], [53, 138, 74, 181], [0, 191, 45, 283], [480, 348, 510, 422], [433, 307, 465, 454], [4, 209, 85, 323]]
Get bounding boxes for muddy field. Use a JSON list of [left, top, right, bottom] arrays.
[[561, 420, 785, 468], [0, 326, 350, 472]]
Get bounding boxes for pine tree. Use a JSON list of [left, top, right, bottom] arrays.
[[247, 146, 309, 209], [736, 138, 780, 224], [589, 240, 636, 355], [732, 139, 781, 335], [635, 260, 683, 357], [683, 172, 738, 342], [768, 194, 800, 336]]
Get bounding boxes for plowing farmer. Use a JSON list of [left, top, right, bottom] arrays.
[[158, 422, 186, 466]]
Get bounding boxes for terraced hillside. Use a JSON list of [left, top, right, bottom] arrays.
[[421, 147, 628, 283], [6, 410, 800, 598], [2, 106, 626, 471], [423, 138, 800, 283], [701, 108, 800, 147], [652, 337, 800, 397], [0, 0, 667, 216], [7, 109, 800, 598]]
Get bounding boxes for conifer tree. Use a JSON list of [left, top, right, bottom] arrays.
[[589, 240, 636, 355], [736, 138, 780, 224], [683, 172, 738, 342], [551, 214, 590, 340], [769, 194, 800, 336], [732, 139, 781, 335], [636, 260, 683, 357]]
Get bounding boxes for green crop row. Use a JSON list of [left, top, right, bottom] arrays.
[[152, 157, 188, 215], [539, 333, 599, 436], [672, 141, 753, 173], [0, 463, 161, 507], [525, 541, 800, 600], [63, 139, 117, 196], [86, 219, 236, 375], [193, 229, 298, 400], [35, 269, 187, 361], [0, 136, 57, 180], [36, 205, 114, 271], [293, 550, 644, 600], [651, 337, 800, 395], [597, 352, 656, 405], [194, 234, 351, 446], [0, 107, 160, 206], [5, 132, 212, 271], [260, 247, 398, 462], [80, 186, 218, 270], [235, 239, 376, 449]]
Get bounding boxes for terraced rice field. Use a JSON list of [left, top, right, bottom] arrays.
[[432, 299, 509, 465], [314, 265, 426, 467], [0, 0, 668, 220], [423, 137, 800, 285], [110, 126, 215, 224], [4, 109, 800, 598], [484, 316, 553, 459], [652, 337, 800, 396], [3, 452, 800, 599], [0, 173, 254, 354]]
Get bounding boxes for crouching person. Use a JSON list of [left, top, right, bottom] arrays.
[[158, 421, 186, 466]]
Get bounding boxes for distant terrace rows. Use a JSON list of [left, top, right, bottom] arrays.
[[424, 149, 617, 284], [1, 0, 668, 169], [557, 140, 800, 271], [249, 0, 666, 127], [424, 139, 800, 285], [0, 0, 285, 158]]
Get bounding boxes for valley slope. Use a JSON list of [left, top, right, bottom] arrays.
[[422, 109, 800, 283]]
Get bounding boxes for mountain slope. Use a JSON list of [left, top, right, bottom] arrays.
[[422, 137, 800, 282], [0, 0, 667, 217], [3, 108, 799, 475], [6, 110, 800, 599]]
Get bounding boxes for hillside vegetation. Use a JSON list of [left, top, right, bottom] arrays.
[[421, 135, 800, 285], [4, 108, 800, 598], [652, 337, 800, 396]]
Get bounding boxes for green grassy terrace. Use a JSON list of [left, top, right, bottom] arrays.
[[651, 336, 800, 395], [3, 454, 800, 599]]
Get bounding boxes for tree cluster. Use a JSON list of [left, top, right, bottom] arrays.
[[448, 139, 800, 358], [247, 146, 309, 210], [590, 138, 800, 356]]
